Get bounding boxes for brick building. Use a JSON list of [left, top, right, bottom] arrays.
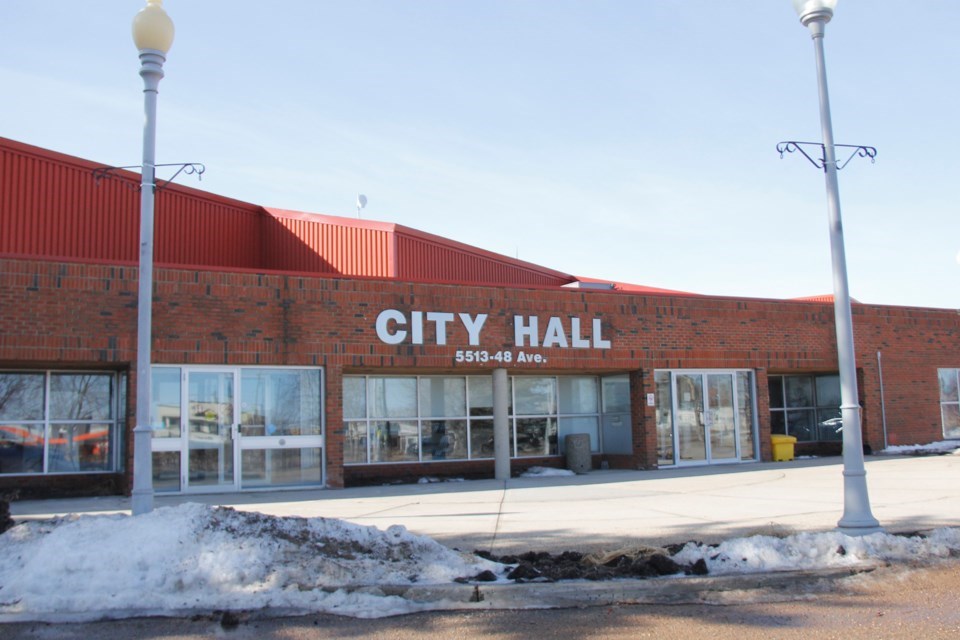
[[1, 137, 958, 498]]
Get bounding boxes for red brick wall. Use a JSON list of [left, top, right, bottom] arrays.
[[2, 257, 958, 495]]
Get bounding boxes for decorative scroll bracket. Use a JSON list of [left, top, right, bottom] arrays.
[[92, 162, 206, 191], [776, 141, 876, 172]]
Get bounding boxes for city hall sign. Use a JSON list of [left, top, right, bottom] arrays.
[[375, 309, 611, 364]]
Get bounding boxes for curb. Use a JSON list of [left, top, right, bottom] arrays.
[[361, 566, 876, 611], [0, 567, 880, 624]]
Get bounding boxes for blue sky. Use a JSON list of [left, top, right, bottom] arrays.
[[2, 1, 958, 309]]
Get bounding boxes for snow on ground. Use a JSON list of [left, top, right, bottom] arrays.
[[0, 504, 505, 623], [673, 528, 960, 576], [2, 503, 959, 623], [879, 440, 960, 455], [520, 466, 576, 478]]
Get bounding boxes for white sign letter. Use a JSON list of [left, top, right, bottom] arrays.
[[592, 318, 611, 349], [427, 312, 455, 345], [376, 309, 406, 345], [459, 313, 488, 346], [542, 317, 568, 348], [411, 311, 424, 345], [514, 315, 539, 347], [570, 317, 590, 348]]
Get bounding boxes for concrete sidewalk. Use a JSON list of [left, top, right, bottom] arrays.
[[11, 454, 960, 553]]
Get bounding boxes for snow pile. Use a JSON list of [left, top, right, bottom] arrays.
[[520, 466, 576, 478], [880, 440, 960, 456], [673, 528, 960, 576], [0, 503, 504, 622], [2, 503, 959, 623]]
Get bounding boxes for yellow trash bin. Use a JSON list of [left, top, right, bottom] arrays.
[[770, 434, 798, 462]]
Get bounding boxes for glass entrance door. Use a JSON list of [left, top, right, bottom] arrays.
[[706, 374, 737, 460], [668, 371, 755, 465], [151, 366, 325, 493], [676, 373, 706, 462], [186, 370, 238, 490]]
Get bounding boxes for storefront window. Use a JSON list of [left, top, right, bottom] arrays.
[[514, 377, 556, 416], [49, 374, 113, 421], [939, 369, 960, 439], [0, 371, 121, 476], [469, 420, 495, 459], [0, 373, 45, 421], [343, 374, 614, 464], [421, 419, 468, 460], [468, 376, 494, 416], [786, 409, 815, 441], [515, 417, 558, 457], [558, 415, 598, 452], [419, 377, 466, 418], [369, 378, 417, 419], [370, 420, 419, 462], [48, 423, 112, 472], [344, 422, 367, 464], [343, 377, 366, 420], [785, 377, 815, 408], [558, 377, 600, 453], [769, 374, 842, 442], [559, 377, 598, 414]]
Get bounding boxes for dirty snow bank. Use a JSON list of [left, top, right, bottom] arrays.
[[2, 503, 959, 623], [673, 528, 960, 575], [879, 440, 960, 456], [0, 503, 503, 622]]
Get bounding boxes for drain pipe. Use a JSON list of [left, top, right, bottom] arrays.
[[877, 351, 888, 450]]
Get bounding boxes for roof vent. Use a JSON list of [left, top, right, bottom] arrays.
[[563, 280, 615, 290]]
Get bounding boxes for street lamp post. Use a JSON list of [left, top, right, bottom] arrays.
[[131, 0, 175, 516], [790, 0, 881, 535]]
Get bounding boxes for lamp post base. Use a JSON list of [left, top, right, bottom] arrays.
[[837, 523, 884, 536], [837, 468, 882, 536]]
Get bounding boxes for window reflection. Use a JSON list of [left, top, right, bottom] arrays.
[[48, 423, 111, 472], [241, 370, 321, 436], [369, 378, 417, 419], [939, 369, 960, 439], [769, 374, 846, 442], [49, 374, 112, 421], [152, 368, 181, 437], [0, 373, 45, 421], [655, 371, 674, 464], [343, 375, 612, 464], [0, 371, 119, 476], [514, 377, 556, 415]]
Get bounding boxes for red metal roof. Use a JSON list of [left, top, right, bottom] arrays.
[[0, 137, 264, 269], [262, 207, 575, 287], [0, 137, 696, 293], [791, 294, 861, 304], [569, 275, 699, 297]]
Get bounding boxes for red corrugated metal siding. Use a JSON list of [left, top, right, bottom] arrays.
[[261, 214, 393, 277], [1, 144, 140, 262], [154, 190, 261, 268], [396, 235, 571, 286], [1, 138, 263, 269], [3, 138, 576, 288]]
